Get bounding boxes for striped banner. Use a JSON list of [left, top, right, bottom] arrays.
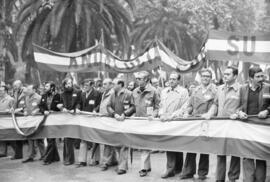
[[0, 113, 269, 160], [33, 40, 204, 73], [205, 30, 270, 63]]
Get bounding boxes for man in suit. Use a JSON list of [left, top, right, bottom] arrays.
[[76, 79, 102, 167], [22, 84, 45, 163], [57, 77, 81, 166], [231, 67, 268, 182], [39, 81, 61, 165]]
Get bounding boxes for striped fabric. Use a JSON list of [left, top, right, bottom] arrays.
[[33, 40, 204, 73], [0, 113, 269, 160], [205, 30, 270, 63]]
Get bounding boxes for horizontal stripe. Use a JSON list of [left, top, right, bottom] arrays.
[[0, 113, 270, 144], [209, 30, 270, 41], [205, 39, 270, 53], [0, 124, 269, 160], [206, 50, 270, 63]]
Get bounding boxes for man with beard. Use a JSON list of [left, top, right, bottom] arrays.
[[39, 81, 61, 165], [0, 82, 14, 158], [57, 77, 81, 165], [181, 68, 217, 180], [106, 78, 135, 175], [76, 79, 102, 168], [22, 84, 45, 163], [10, 80, 24, 160], [133, 71, 160, 177], [159, 72, 189, 179], [231, 67, 268, 182], [202, 66, 241, 182]]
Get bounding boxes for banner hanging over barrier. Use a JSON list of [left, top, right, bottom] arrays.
[[33, 40, 204, 73], [205, 30, 270, 63], [0, 113, 269, 160]]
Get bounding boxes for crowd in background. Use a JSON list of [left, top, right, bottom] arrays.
[[0, 66, 269, 182]]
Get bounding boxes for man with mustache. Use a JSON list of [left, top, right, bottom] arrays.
[[231, 67, 269, 182]]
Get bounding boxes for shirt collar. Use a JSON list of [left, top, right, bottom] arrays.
[[222, 82, 239, 91], [167, 85, 182, 93]]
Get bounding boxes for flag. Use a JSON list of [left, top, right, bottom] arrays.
[[205, 30, 270, 63]]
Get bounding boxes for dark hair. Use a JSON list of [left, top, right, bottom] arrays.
[[138, 71, 150, 82], [62, 77, 73, 87], [83, 79, 95, 86], [226, 66, 238, 76], [249, 67, 263, 78], [117, 79, 125, 87], [170, 71, 181, 80], [45, 81, 56, 92]]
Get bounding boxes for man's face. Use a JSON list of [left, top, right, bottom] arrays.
[[169, 73, 179, 88], [252, 72, 264, 86], [0, 87, 5, 97], [65, 79, 73, 89], [136, 74, 147, 87], [83, 82, 92, 92], [127, 82, 135, 90], [44, 83, 51, 93], [201, 71, 211, 86], [13, 82, 21, 91], [223, 68, 236, 84], [25, 85, 34, 96], [103, 80, 112, 91], [113, 79, 121, 92]]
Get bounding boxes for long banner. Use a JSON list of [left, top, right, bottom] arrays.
[[205, 30, 270, 63], [0, 113, 270, 160]]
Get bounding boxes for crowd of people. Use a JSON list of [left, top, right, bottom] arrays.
[[0, 66, 269, 182]]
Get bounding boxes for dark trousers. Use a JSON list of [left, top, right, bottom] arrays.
[[165, 151, 183, 174], [27, 139, 45, 159], [216, 155, 240, 181], [10, 141, 23, 159], [181, 153, 209, 177], [63, 138, 74, 164], [43, 139, 60, 163], [243, 158, 266, 182]]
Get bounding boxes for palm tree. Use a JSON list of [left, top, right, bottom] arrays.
[[16, 0, 133, 82], [131, 0, 202, 60], [0, 0, 18, 82]]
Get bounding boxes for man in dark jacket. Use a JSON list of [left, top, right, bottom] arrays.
[[57, 77, 81, 166], [76, 79, 102, 167], [232, 67, 269, 182], [39, 81, 61, 165]]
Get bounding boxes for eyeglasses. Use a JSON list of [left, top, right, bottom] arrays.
[[136, 78, 144, 81]]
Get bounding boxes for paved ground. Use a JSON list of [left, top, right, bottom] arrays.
[[0, 143, 269, 182]]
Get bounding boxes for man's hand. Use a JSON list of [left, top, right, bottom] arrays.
[[76, 109, 81, 114], [44, 111, 50, 115], [258, 110, 268, 119], [182, 113, 189, 119], [201, 113, 211, 120], [57, 104, 63, 110], [147, 116, 154, 121], [230, 113, 238, 120], [238, 111, 248, 120], [14, 108, 23, 113], [23, 111, 28, 116], [114, 113, 125, 121]]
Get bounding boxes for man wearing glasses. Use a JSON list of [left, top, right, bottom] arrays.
[[181, 68, 217, 180]]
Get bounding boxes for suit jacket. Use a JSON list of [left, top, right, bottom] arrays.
[[39, 93, 61, 113], [79, 89, 102, 112], [239, 83, 270, 113]]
